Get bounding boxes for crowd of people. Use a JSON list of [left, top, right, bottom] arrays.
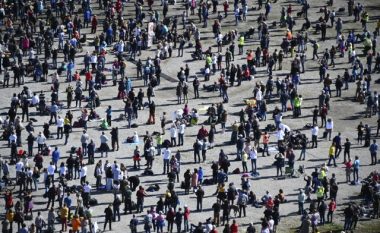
[[0, 0, 380, 232]]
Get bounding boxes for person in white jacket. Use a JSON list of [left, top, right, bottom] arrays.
[[36, 132, 46, 152], [326, 118, 334, 141], [170, 124, 178, 146]]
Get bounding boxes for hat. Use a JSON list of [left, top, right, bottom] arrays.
[[184, 204, 188, 208]]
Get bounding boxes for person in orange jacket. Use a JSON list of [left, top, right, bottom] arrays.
[[71, 214, 81, 233]]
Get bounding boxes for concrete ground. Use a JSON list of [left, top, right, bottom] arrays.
[[1, 0, 380, 232]]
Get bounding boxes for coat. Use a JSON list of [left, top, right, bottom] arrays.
[[191, 173, 198, 187]]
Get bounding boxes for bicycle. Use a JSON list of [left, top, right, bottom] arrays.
[[0, 176, 16, 192]]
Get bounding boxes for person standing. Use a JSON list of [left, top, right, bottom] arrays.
[[170, 124, 178, 147], [327, 198, 337, 223], [298, 189, 306, 214], [195, 185, 204, 212], [99, 131, 110, 157], [343, 204, 353, 231], [106, 106, 112, 127], [160, 112, 167, 135], [311, 124, 319, 148], [60, 204, 69, 232], [111, 127, 119, 151], [237, 191, 248, 218], [87, 140, 96, 164], [56, 116, 64, 139], [162, 146, 171, 174], [80, 130, 89, 156], [175, 208, 183, 233], [147, 101, 156, 124], [113, 195, 122, 222], [369, 139, 378, 165], [193, 139, 202, 163], [318, 200, 327, 225], [262, 131, 270, 157], [353, 156, 360, 183], [52, 147, 60, 172], [178, 120, 186, 146], [212, 201, 221, 227], [103, 204, 113, 231], [343, 138, 351, 163], [193, 77, 200, 99], [136, 186, 147, 213]]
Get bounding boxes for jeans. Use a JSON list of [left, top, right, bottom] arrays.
[[353, 168, 359, 182], [320, 211, 326, 225], [328, 156, 336, 166], [163, 159, 169, 174], [184, 220, 189, 232], [299, 148, 306, 160], [298, 202, 304, 214], [113, 207, 120, 221], [137, 199, 144, 213], [327, 210, 334, 222], [196, 198, 202, 211], [344, 217, 352, 230], [250, 159, 257, 173], [178, 133, 184, 145], [371, 152, 377, 164]]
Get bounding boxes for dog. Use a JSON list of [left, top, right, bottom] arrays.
[[296, 11, 303, 17], [229, 204, 240, 217]]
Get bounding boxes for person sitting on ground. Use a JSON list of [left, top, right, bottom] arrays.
[[100, 118, 109, 130], [126, 131, 139, 143]]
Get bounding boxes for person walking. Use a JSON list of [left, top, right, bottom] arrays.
[[327, 143, 337, 167]]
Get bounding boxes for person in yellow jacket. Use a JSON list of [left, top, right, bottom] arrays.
[[294, 94, 303, 118], [6, 209, 14, 232], [316, 185, 325, 206], [361, 11, 369, 30], [327, 142, 337, 167], [64, 115, 71, 145], [60, 204, 69, 232], [238, 35, 245, 55]]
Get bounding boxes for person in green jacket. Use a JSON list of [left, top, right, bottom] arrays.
[[238, 35, 245, 55]]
